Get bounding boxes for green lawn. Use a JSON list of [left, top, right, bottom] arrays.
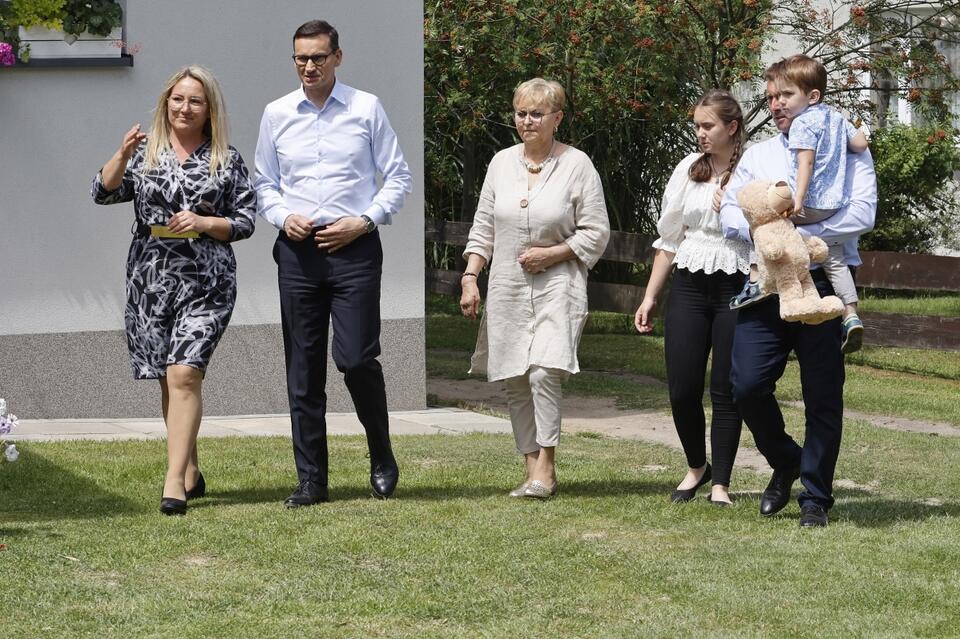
[[858, 294, 960, 317], [428, 308, 960, 426], [3, 298, 958, 637], [3, 434, 960, 638]]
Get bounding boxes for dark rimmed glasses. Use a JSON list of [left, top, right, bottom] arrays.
[[292, 51, 338, 67]]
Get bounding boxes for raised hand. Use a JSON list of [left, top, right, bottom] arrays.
[[120, 123, 147, 160]]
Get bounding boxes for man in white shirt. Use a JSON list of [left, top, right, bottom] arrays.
[[255, 20, 412, 507], [719, 59, 877, 527]]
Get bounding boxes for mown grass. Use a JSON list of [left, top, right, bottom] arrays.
[[3, 295, 956, 637], [858, 293, 960, 317], [3, 434, 960, 638], [427, 302, 960, 426]]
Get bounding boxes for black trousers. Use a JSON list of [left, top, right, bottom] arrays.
[[730, 269, 844, 509], [663, 267, 746, 486], [274, 230, 393, 485]]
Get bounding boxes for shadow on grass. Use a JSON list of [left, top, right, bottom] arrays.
[[0, 452, 142, 523], [750, 487, 960, 528], [192, 478, 675, 505], [836, 492, 960, 527]]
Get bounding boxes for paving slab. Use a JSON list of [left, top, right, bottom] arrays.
[[13, 409, 511, 443]]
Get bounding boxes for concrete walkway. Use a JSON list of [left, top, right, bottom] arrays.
[[14, 409, 512, 442]]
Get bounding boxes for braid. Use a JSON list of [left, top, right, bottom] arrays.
[[720, 133, 742, 189], [690, 88, 745, 188]]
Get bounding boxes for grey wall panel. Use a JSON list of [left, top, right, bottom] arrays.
[[0, 1, 425, 416], [0, 317, 425, 418]]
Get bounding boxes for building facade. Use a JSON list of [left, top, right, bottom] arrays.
[[0, 0, 425, 418]]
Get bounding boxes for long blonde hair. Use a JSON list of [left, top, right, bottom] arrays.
[[144, 65, 229, 174]]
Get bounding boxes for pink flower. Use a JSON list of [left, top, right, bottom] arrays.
[[0, 42, 15, 67]]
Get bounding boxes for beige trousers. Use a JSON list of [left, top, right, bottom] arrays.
[[504, 366, 567, 454]]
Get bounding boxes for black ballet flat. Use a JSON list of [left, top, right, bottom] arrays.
[[185, 472, 206, 500], [706, 494, 733, 507], [670, 463, 712, 503], [160, 497, 187, 516]]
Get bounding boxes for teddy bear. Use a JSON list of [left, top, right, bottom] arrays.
[[737, 180, 844, 325]]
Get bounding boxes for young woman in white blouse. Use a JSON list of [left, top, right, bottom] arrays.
[[635, 90, 751, 506]]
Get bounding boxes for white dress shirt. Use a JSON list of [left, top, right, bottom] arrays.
[[254, 81, 412, 230], [719, 133, 877, 266]]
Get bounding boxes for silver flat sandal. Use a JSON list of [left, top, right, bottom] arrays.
[[508, 481, 530, 498], [522, 480, 558, 499]]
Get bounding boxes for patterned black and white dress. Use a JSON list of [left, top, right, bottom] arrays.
[[91, 141, 256, 379]]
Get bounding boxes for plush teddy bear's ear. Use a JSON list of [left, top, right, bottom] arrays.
[[766, 181, 793, 214]]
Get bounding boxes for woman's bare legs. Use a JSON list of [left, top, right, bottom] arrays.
[[529, 446, 556, 488], [160, 364, 203, 500]]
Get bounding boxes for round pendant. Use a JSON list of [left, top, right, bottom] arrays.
[[520, 198, 528, 208]]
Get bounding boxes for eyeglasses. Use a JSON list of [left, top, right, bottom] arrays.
[[514, 110, 559, 122], [292, 51, 337, 67], [168, 96, 207, 110]]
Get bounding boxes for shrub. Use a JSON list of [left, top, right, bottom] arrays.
[[864, 124, 960, 253]]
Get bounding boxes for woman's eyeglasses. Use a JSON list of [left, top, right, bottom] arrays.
[[514, 110, 559, 122]]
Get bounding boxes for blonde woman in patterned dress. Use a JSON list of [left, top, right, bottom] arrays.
[[460, 78, 610, 499], [635, 89, 751, 506], [92, 66, 256, 515]]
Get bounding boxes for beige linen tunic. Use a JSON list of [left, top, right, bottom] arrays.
[[464, 144, 610, 382]]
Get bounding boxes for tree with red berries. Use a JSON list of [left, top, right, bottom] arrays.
[[425, 0, 960, 264]]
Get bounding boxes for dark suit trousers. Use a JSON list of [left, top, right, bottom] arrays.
[[274, 229, 392, 485], [730, 269, 845, 510]]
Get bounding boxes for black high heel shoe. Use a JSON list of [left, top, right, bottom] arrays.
[[185, 471, 206, 500], [160, 497, 187, 516], [670, 463, 712, 503]]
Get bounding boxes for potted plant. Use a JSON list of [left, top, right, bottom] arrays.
[[62, 0, 122, 40], [14, 0, 122, 59]]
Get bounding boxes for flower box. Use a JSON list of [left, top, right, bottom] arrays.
[[18, 26, 121, 59]]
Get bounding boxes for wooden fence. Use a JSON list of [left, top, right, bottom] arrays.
[[425, 218, 960, 351]]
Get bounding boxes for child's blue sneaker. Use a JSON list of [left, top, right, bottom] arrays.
[[841, 315, 864, 354], [729, 279, 773, 310]]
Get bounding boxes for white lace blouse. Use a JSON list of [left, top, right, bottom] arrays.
[[653, 153, 751, 275]]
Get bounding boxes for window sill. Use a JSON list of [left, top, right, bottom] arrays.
[[4, 54, 134, 68]]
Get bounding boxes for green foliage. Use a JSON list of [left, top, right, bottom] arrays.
[[62, 0, 121, 37], [9, 0, 65, 30], [864, 123, 960, 253], [425, 0, 775, 236], [769, 4, 960, 130], [425, 1, 960, 276]]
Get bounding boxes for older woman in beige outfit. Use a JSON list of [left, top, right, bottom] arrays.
[[460, 78, 610, 499]]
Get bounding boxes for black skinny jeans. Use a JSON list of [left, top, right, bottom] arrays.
[[663, 267, 746, 486]]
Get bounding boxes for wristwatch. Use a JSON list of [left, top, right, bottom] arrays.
[[360, 214, 376, 234]]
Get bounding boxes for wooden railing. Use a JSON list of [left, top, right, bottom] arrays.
[[425, 219, 960, 351]]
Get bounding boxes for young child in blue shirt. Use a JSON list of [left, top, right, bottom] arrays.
[[730, 54, 869, 353]]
